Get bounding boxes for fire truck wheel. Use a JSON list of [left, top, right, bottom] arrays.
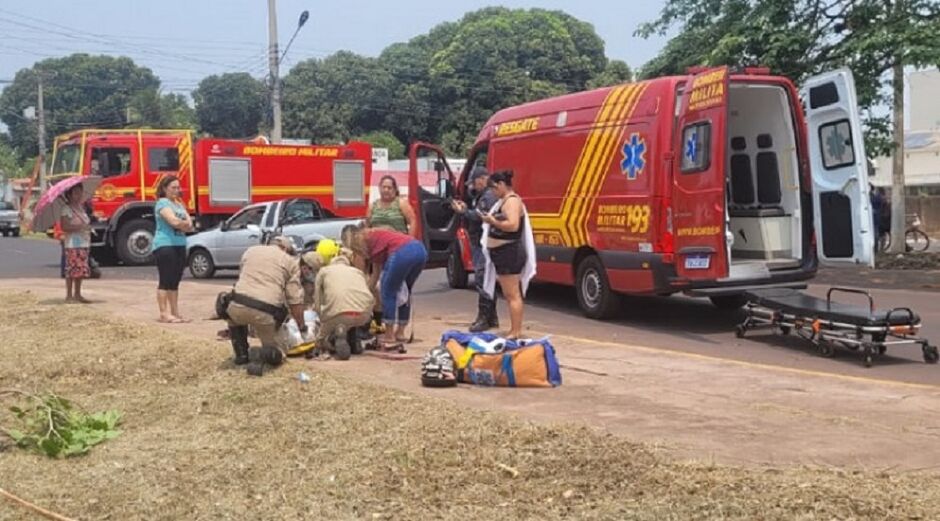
[[446, 245, 469, 289], [188, 248, 216, 279], [575, 255, 621, 320], [116, 218, 156, 266]]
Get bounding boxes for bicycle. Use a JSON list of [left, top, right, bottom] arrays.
[[879, 213, 931, 253]]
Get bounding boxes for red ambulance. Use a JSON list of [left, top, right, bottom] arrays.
[[407, 67, 874, 318]]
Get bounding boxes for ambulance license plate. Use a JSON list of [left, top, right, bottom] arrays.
[[684, 255, 710, 270]]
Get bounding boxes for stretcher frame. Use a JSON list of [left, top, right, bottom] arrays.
[[736, 287, 939, 367]]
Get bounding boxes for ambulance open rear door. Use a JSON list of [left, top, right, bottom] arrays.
[[671, 66, 731, 281], [800, 68, 874, 267]]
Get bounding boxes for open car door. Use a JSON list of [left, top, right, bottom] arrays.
[[800, 68, 874, 267], [672, 66, 730, 280], [407, 142, 459, 268]]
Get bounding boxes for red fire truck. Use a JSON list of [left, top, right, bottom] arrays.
[[49, 129, 372, 264], [407, 67, 874, 318]]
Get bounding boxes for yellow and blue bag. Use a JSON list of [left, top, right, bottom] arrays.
[[440, 331, 562, 388]]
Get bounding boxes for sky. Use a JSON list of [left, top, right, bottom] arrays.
[[0, 0, 672, 96]]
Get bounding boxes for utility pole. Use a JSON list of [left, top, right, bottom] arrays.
[[267, 0, 282, 144], [888, 60, 906, 254], [37, 74, 47, 190]]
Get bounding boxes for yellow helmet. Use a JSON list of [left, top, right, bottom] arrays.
[[315, 239, 341, 264]]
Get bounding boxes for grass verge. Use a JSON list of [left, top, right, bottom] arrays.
[[0, 291, 938, 520]]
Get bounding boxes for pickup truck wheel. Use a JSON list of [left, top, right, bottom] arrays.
[[575, 255, 620, 319], [446, 244, 469, 289], [188, 248, 216, 279], [116, 218, 155, 266], [709, 294, 748, 310]]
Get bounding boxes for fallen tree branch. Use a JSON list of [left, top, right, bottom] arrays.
[[0, 487, 78, 521]]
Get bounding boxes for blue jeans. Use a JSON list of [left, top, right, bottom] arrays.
[[380, 240, 428, 324]]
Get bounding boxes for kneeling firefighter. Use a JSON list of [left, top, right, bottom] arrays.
[[314, 248, 374, 360], [221, 236, 315, 376]]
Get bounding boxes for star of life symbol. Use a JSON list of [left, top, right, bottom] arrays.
[[826, 125, 849, 163], [685, 132, 698, 163], [620, 133, 646, 180]]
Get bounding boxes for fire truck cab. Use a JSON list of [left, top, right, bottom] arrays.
[[413, 67, 874, 318]]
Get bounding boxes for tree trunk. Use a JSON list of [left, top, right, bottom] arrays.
[[888, 60, 906, 254]]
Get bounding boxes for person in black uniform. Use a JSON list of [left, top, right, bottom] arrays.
[[450, 166, 500, 331]]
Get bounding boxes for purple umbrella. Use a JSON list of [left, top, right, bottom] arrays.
[[31, 175, 102, 232]]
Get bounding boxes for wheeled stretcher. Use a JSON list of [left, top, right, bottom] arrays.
[[736, 287, 938, 367]]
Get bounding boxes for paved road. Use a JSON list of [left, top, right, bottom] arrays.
[[2, 236, 937, 385]]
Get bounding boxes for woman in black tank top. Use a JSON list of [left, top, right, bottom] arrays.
[[481, 171, 527, 339]]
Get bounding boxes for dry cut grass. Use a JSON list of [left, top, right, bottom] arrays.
[[0, 291, 938, 520]]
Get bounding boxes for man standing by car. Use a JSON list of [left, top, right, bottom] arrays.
[[224, 236, 311, 376], [450, 166, 499, 332]]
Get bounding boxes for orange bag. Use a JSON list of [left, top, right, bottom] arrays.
[[442, 337, 561, 388]]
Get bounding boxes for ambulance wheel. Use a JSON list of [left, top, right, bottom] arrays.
[[575, 256, 620, 320], [188, 248, 216, 279], [446, 244, 469, 289], [116, 218, 155, 265], [923, 345, 939, 364], [710, 294, 748, 310]]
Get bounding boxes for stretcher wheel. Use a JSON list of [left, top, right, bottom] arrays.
[[779, 326, 791, 336], [924, 345, 939, 364], [818, 342, 835, 358], [735, 325, 747, 338], [863, 346, 874, 367]]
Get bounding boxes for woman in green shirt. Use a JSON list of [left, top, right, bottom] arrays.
[[367, 176, 416, 236]]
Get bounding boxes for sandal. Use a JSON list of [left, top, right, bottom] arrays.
[[378, 340, 406, 354]]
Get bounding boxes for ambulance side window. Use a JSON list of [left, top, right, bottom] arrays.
[[818, 119, 855, 170], [680, 122, 711, 174]]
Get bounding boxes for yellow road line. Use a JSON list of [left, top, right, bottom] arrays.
[[546, 332, 940, 392]]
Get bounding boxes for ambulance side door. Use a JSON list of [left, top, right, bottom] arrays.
[[407, 142, 458, 267], [671, 66, 730, 280], [800, 69, 874, 267]]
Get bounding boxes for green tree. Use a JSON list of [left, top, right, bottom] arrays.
[[0, 54, 161, 159], [353, 130, 405, 160], [282, 51, 391, 143], [0, 138, 28, 178], [427, 7, 608, 154], [128, 90, 196, 129], [587, 59, 633, 89], [191, 73, 265, 138], [637, 0, 939, 253]]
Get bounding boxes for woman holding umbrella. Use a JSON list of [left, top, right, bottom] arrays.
[[59, 183, 93, 303], [32, 175, 102, 303]]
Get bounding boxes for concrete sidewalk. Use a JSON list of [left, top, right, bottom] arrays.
[[4, 276, 940, 470]]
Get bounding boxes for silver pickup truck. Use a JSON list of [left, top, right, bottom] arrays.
[[0, 201, 20, 237], [185, 198, 361, 278]]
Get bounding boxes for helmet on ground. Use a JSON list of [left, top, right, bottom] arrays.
[[421, 346, 457, 387], [316, 239, 341, 265]]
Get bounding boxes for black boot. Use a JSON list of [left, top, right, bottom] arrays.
[[246, 347, 264, 377], [230, 326, 250, 365], [470, 297, 495, 332], [484, 296, 499, 329]]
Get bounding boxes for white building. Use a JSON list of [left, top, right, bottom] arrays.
[[870, 69, 940, 195]]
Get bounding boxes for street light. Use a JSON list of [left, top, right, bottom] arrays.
[[281, 10, 309, 64], [269, 7, 309, 144]]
